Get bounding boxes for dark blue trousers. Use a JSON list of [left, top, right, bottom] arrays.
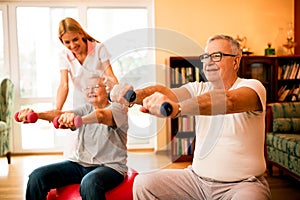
[[25, 160, 124, 200]]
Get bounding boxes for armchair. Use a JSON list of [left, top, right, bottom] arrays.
[[265, 102, 300, 180], [0, 78, 14, 164]]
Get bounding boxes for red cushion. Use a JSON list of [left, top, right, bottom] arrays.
[[47, 168, 138, 200]]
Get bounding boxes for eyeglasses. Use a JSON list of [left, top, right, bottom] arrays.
[[83, 84, 104, 92], [199, 51, 236, 63]]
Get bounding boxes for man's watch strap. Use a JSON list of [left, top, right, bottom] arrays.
[[174, 103, 182, 118]]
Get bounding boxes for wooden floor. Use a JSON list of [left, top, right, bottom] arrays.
[[0, 153, 299, 200]]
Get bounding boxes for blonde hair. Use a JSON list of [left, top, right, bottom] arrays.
[[58, 17, 99, 43]]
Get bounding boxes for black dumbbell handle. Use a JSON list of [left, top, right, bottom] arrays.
[[108, 90, 136, 103], [160, 102, 173, 117]]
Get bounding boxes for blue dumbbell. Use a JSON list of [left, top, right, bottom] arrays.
[[160, 102, 173, 117], [108, 90, 136, 103]]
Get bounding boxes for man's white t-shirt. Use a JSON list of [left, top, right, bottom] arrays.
[[183, 78, 267, 182]]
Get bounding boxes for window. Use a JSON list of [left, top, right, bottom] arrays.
[[87, 8, 155, 148], [0, 6, 9, 80], [7, 2, 154, 152], [15, 7, 78, 151], [17, 7, 77, 98], [0, 10, 4, 79]]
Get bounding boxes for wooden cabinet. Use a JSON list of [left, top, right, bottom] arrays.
[[239, 55, 300, 102], [167, 56, 204, 162]]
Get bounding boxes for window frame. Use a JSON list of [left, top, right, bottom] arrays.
[[0, 5, 10, 80], [4, 0, 154, 153]]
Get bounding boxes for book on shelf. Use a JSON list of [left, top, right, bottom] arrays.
[[195, 67, 200, 82], [174, 67, 180, 84], [297, 63, 300, 79], [281, 62, 300, 80], [186, 67, 193, 82], [282, 64, 290, 80], [177, 115, 194, 132], [289, 84, 300, 101], [181, 67, 186, 84], [278, 86, 290, 101], [291, 86, 300, 101], [278, 84, 300, 101], [278, 65, 283, 80], [172, 66, 201, 85], [277, 85, 287, 97], [289, 62, 299, 79], [172, 137, 195, 156], [172, 116, 196, 157]]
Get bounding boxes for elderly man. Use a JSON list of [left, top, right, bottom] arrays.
[[109, 34, 271, 200]]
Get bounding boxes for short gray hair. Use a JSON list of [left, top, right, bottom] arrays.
[[206, 34, 242, 56]]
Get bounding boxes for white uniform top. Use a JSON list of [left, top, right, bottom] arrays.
[[183, 78, 266, 182], [58, 41, 111, 106], [68, 102, 128, 176]]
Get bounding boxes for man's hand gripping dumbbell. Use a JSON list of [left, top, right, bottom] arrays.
[[108, 83, 177, 117]]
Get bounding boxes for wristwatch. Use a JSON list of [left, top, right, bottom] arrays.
[[128, 103, 134, 108], [174, 103, 182, 118]]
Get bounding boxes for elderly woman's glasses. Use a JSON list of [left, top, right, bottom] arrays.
[[83, 84, 105, 92], [199, 51, 236, 63]]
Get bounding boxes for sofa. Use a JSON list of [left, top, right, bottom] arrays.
[[265, 102, 300, 180], [0, 78, 14, 164]]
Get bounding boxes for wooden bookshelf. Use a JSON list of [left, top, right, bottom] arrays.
[[167, 56, 204, 162], [239, 55, 300, 102]]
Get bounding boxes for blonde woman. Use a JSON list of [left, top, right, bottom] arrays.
[[56, 17, 118, 110]]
